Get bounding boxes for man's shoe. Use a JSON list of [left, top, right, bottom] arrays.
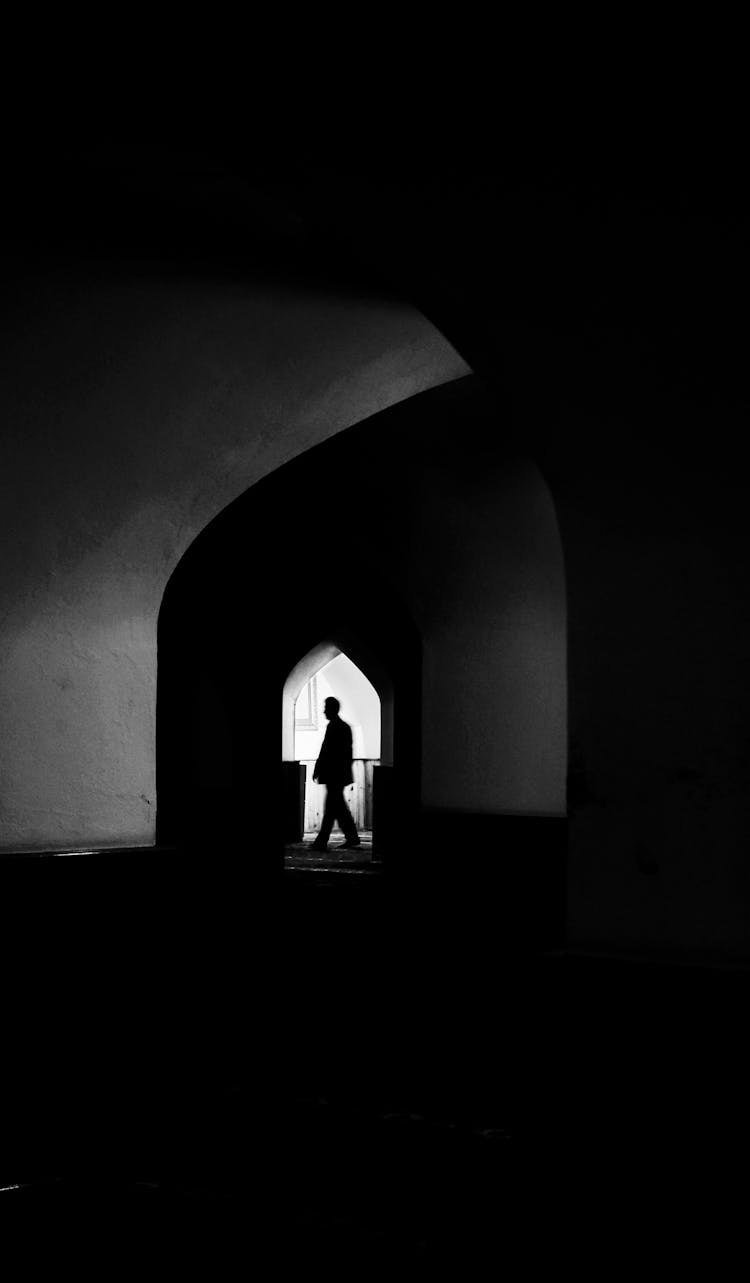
[[340, 838, 361, 849], [310, 840, 328, 852]]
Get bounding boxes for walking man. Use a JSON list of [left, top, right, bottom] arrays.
[[311, 696, 360, 851]]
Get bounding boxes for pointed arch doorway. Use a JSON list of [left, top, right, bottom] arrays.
[[155, 442, 422, 867], [282, 636, 395, 863]]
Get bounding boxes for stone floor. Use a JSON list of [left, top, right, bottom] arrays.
[[284, 830, 377, 869]]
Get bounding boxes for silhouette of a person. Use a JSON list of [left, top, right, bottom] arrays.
[[311, 696, 360, 851]]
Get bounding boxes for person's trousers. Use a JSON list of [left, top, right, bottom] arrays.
[[318, 784, 359, 845]]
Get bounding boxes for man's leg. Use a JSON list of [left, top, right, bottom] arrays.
[[312, 786, 336, 850], [332, 786, 359, 846]]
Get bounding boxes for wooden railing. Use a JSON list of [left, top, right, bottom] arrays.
[[299, 759, 380, 834]]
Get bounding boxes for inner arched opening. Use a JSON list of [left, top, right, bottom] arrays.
[[282, 641, 391, 863]]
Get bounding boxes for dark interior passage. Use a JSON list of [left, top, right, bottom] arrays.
[[156, 395, 425, 868], [5, 124, 750, 1267], [157, 375, 566, 939]]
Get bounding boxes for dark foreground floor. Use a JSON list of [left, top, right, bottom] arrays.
[[284, 830, 377, 869], [3, 1037, 746, 1274], [2, 856, 748, 1273]]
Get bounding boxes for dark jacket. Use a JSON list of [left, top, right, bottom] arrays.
[[314, 715, 354, 785]]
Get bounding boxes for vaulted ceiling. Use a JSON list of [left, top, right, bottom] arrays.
[[4, 106, 749, 422]]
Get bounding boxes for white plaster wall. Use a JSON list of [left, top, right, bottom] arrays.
[[294, 654, 381, 761], [0, 268, 468, 851], [320, 653, 381, 759]]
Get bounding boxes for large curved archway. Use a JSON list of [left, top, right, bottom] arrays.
[[157, 374, 565, 937], [156, 403, 425, 861]]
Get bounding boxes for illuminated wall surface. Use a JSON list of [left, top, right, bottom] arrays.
[[294, 654, 381, 762], [0, 270, 468, 851]]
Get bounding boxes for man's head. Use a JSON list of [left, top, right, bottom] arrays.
[[323, 696, 340, 720]]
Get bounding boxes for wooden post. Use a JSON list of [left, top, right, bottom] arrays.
[[281, 762, 306, 843], [372, 764, 395, 858]]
